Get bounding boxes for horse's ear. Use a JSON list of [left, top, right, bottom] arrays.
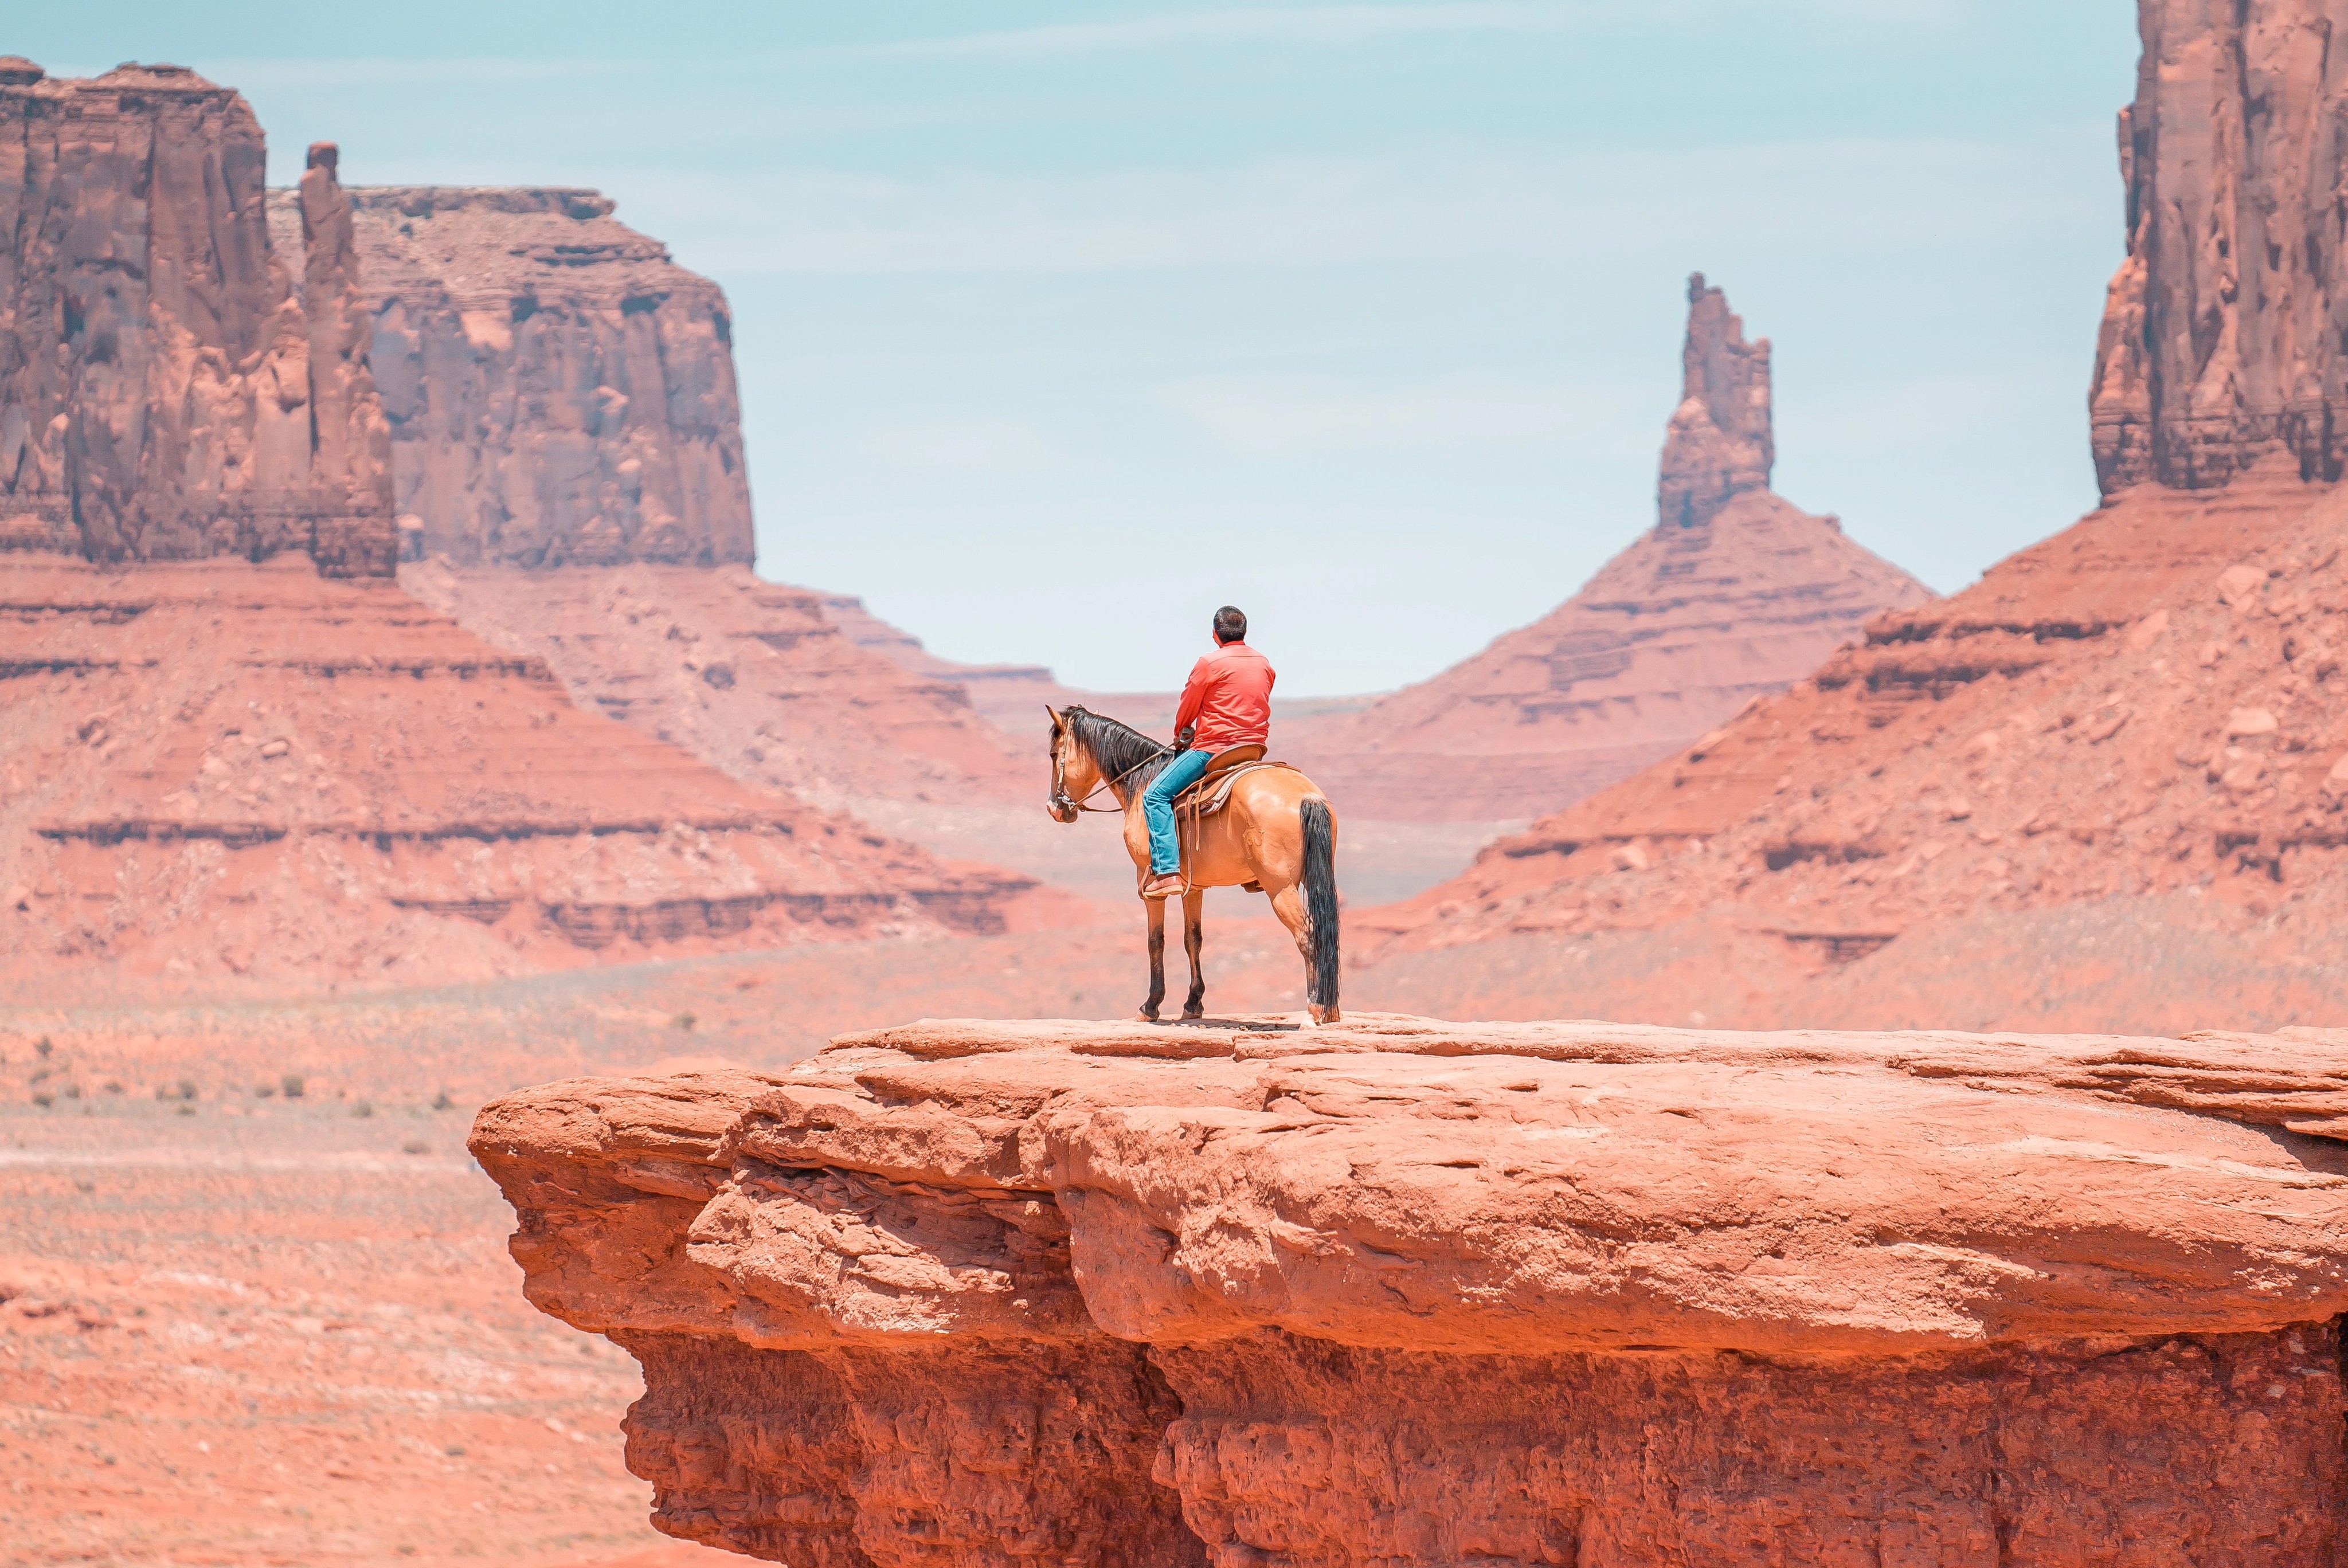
[[1044, 705, 1062, 732]]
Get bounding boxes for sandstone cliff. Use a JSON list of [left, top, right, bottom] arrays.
[[2091, 1, 2348, 493], [1281, 276, 1932, 824], [282, 185, 753, 568], [477, 1015, 2348, 1564], [0, 62, 394, 575]]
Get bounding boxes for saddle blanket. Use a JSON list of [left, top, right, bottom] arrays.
[[1173, 760, 1297, 821]]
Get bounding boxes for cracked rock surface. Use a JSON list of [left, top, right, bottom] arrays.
[[475, 1013, 2348, 1566]]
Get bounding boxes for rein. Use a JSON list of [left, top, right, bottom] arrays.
[[1053, 734, 1168, 816]]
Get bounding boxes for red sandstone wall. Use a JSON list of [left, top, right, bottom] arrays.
[[289, 186, 755, 569], [0, 61, 394, 575], [2092, 0, 2348, 493]]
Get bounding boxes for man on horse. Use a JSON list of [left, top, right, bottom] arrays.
[[1138, 605, 1274, 899]]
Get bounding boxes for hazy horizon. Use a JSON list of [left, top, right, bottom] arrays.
[[33, 1, 2138, 695]]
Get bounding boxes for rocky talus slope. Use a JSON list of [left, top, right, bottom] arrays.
[[0, 61, 394, 575], [1351, 474, 2348, 1029], [1281, 275, 1931, 824], [0, 556, 1042, 987], [477, 1014, 2348, 1566], [400, 560, 1035, 809]]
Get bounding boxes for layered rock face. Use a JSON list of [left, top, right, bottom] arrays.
[[1282, 278, 1931, 824], [285, 185, 752, 567], [2090, 0, 2348, 493], [0, 555, 1038, 987], [0, 62, 394, 575], [476, 1015, 2348, 1565]]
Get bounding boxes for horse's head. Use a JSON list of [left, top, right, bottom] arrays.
[[1046, 705, 1096, 823]]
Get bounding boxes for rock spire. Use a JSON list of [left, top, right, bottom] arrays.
[[1657, 272, 1775, 530], [2091, 1, 2348, 494], [1279, 274, 1928, 823]]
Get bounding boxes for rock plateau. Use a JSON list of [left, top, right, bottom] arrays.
[[1282, 275, 1932, 825], [478, 1013, 2348, 1565]]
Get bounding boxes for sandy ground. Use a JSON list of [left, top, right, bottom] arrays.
[[0, 914, 1315, 1565]]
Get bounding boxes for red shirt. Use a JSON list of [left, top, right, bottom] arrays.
[[1175, 640, 1275, 753]]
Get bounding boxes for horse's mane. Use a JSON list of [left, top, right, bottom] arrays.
[[1060, 705, 1176, 794]]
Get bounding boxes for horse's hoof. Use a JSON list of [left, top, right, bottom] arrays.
[[1180, 1009, 1204, 1022], [1134, 1011, 1160, 1023]]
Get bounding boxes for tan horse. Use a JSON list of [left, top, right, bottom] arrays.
[[1046, 705, 1340, 1024]]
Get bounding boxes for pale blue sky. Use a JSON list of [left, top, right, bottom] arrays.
[[33, 3, 2138, 693]]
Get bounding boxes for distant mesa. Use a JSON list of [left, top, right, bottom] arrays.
[[271, 183, 753, 570], [1279, 274, 1932, 824], [0, 68, 1050, 989]]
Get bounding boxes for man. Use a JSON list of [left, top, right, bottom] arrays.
[[1138, 605, 1274, 899]]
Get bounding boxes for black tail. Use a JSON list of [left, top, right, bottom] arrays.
[[1300, 795, 1340, 1014]]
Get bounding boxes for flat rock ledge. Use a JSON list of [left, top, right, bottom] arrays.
[[472, 1013, 2348, 1566]]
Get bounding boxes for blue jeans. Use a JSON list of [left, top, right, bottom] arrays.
[[1142, 748, 1214, 876]]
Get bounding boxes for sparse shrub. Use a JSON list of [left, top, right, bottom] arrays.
[[253, 1082, 276, 1099], [672, 1012, 697, 1032], [61, 1083, 81, 1100], [29, 1067, 50, 1085], [431, 1090, 453, 1111], [101, 1082, 122, 1096], [281, 1075, 304, 1099], [30, 1091, 52, 1108], [175, 1103, 196, 1117], [34, 1037, 51, 1059], [443, 1444, 465, 1457], [351, 1100, 373, 1119], [175, 1079, 197, 1102], [401, 1139, 430, 1155]]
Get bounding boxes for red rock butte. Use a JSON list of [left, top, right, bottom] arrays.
[[0, 64, 1044, 987], [1283, 273, 1932, 824], [286, 184, 754, 570], [476, 1014, 2348, 1565]]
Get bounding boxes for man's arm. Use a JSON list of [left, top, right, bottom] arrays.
[[1172, 656, 1212, 742]]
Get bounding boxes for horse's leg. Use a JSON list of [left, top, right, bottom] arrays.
[[1139, 896, 1167, 1022], [1266, 883, 1324, 1022], [1180, 888, 1206, 1020]]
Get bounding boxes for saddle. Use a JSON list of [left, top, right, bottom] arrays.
[[1172, 745, 1288, 821]]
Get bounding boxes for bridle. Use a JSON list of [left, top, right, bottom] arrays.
[[1051, 730, 1167, 817]]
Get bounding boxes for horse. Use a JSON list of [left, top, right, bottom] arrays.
[[1046, 704, 1340, 1024]]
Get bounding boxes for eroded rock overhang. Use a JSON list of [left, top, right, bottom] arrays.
[[472, 1013, 2348, 1566]]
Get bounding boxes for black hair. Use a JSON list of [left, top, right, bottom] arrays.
[[1056, 706, 1177, 796], [1213, 605, 1247, 644]]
